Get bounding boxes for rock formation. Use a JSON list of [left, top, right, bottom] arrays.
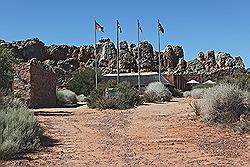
[[0, 38, 247, 86]]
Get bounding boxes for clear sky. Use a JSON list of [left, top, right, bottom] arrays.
[[0, 0, 249, 67]]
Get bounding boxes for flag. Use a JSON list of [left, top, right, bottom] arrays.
[[117, 20, 122, 33], [95, 21, 104, 32], [158, 21, 164, 33], [138, 20, 142, 33]]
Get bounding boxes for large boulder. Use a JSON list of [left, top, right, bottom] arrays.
[[45, 45, 69, 62], [140, 41, 155, 72], [162, 45, 184, 70], [119, 41, 136, 72], [204, 50, 216, 70], [93, 38, 117, 73]]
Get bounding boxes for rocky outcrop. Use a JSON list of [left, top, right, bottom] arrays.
[[1, 38, 247, 86], [176, 50, 246, 75], [119, 41, 136, 73], [162, 45, 184, 71], [0, 38, 45, 60]]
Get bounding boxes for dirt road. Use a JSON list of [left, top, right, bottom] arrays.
[[3, 98, 249, 166]]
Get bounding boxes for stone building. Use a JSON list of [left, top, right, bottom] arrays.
[[12, 60, 57, 108]]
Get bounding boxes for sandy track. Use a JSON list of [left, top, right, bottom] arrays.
[[3, 98, 249, 166]]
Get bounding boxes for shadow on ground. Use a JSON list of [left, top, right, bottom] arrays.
[[34, 111, 73, 117], [40, 134, 61, 147]]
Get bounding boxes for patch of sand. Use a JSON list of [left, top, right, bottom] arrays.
[[3, 98, 249, 166]]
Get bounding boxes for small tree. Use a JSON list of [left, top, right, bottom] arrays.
[[67, 68, 103, 96], [0, 47, 17, 89]]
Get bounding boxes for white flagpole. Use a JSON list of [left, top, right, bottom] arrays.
[[137, 19, 141, 91], [94, 20, 98, 89], [158, 19, 161, 82], [116, 20, 120, 84]]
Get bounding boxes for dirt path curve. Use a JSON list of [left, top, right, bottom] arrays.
[[4, 98, 249, 166]]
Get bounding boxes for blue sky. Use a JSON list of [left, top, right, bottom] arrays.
[[0, 0, 249, 67]]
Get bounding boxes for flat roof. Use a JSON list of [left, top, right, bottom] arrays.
[[104, 72, 159, 77]]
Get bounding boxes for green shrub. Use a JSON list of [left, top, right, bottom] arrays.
[[200, 84, 248, 123], [0, 47, 17, 90], [144, 82, 172, 102], [87, 82, 142, 109], [0, 94, 42, 160], [192, 83, 214, 90], [190, 88, 206, 99], [67, 68, 103, 96], [56, 89, 77, 105], [183, 91, 191, 97], [168, 86, 183, 97], [219, 74, 250, 91]]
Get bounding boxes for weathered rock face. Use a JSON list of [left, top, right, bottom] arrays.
[[162, 45, 184, 71], [174, 50, 246, 75], [0, 38, 45, 60], [96, 38, 117, 72], [119, 41, 136, 73], [139, 41, 155, 72], [1, 38, 247, 86]]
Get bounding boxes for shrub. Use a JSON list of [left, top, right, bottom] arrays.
[[67, 68, 103, 96], [192, 83, 214, 90], [183, 91, 191, 97], [186, 99, 201, 117], [87, 82, 142, 109], [168, 86, 183, 97], [0, 94, 42, 159], [219, 74, 250, 91], [0, 47, 17, 90], [56, 89, 77, 105], [200, 84, 248, 123], [144, 82, 172, 102], [76, 94, 87, 102], [190, 88, 206, 99]]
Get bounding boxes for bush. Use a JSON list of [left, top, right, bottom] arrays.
[[76, 94, 87, 102], [144, 82, 172, 102], [0, 47, 17, 90], [67, 68, 103, 96], [0, 94, 25, 110], [183, 91, 191, 97], [168, 86, 183, 97], [56, 89, 77, 105], [219, 74, 250, 91], [200, 84, 248, 123], [192, 83, 214, 90], [190, 88, 206, 99], [87, 82, 142, 109], [0, 94, 42, 159]]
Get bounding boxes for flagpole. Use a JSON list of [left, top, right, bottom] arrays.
[[116, 20, 120, 84], [158, 19, 161, 82], [137, 19, 141, 91], [94, 20, 98, 89]]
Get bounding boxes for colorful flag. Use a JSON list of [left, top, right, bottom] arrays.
[[138, 20, 142, 33], [117, 20, 122, 33], [158, 21, 164, 33], [95, 22, 104, 32]]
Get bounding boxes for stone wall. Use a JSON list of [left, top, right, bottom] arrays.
[[12, 64, 32, 106], [13, 61, 57, 108]]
